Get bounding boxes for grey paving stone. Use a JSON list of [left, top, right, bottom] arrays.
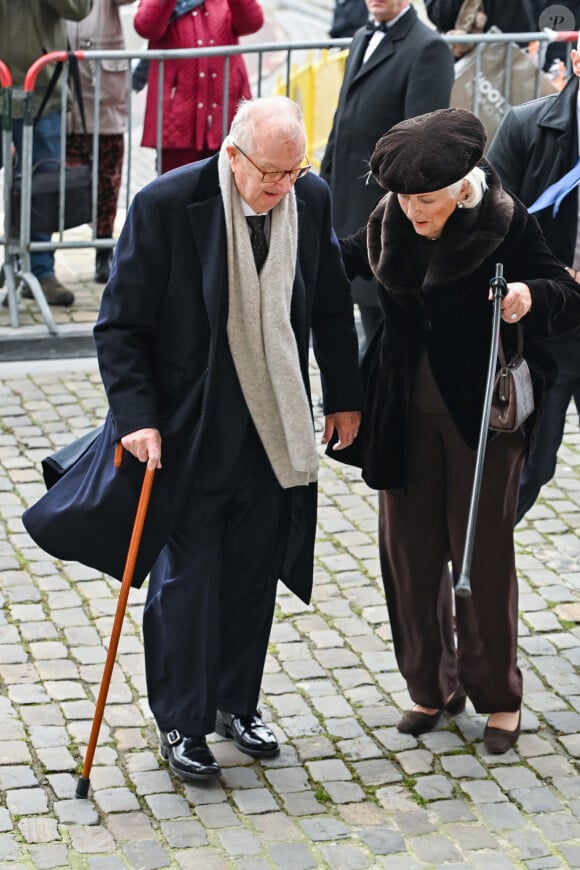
[[231, 788, 279, 815], [17, 817, 60, 844], [159, 819, 208, 848], [268, 842, 318, 869], [145, 793, 191, 820], [414, 774, 454, 801], [300, 816, 351, 842], [306, 759, 351, 781], [319, 844, 371, 869], [409, 833, 463, 864], [68, 825, 116, 853], [502, 828, 552, 861], [509, 786, 564, 813], [428, 800, 476, 823], [190, 802, 242, 829], [264, 767, 309, 793], [53, 799, 100, 825], [358, 826, 406, 855], [281, 792, 326, 816], [122, 839, 171, 869], [6, 787, 49, 814], [28, 844, 70, 869], [444, 823, 498, 850], [477, 802, 526, 830], [217, 827, 261, 856], [440, 754, 487, 779], [92, 787, 140, 815], [323, 781, 365, 803], [534, 810, 580, 841]]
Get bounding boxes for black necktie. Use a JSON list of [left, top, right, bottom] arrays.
[[246, 215, 268, 272]]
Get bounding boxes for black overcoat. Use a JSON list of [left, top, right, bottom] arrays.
[[488, 75, 579, 266], [23, 157, 363, 603], [319, 6, 455, 306], [330, 163, 580, 489]]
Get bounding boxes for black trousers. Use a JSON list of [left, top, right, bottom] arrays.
[[143, 424, 288, 735]]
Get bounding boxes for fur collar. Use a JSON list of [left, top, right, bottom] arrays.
[[367, 161, 515, 297]]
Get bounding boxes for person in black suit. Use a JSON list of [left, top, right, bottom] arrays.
[[24, 97, 362, 782], [320, 0, 455, 356], [488, 42, 580, 521]]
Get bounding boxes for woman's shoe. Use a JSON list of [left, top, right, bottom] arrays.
[[397, 688, 466, 736], [483, 711, 521, 754]]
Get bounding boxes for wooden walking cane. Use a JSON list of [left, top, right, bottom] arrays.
[[76, 444, 156, 799]]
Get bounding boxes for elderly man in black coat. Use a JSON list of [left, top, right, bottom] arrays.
[[23, 97, 362, 782], [487, 43, 580, 521], [320, 0, 454, 355]]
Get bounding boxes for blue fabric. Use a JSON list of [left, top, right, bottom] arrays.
[[11, 111, 61, 278], [171, 0, 204, 20], [528, 155, 580, 218]]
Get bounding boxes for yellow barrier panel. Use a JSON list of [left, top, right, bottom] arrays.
[[274, 48, 348, 170]]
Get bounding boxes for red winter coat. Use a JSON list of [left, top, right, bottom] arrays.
[[134, 0, 264, 151]]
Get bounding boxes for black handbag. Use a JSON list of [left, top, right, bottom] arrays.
[[11, 54, 92, 236], [11, 160, 92, 235], [489, 325, 534, 432]]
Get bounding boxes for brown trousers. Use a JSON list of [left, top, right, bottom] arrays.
[[378, 361, 526, 713]]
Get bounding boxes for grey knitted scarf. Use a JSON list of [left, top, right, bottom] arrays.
[[218, 143, 318, 489]]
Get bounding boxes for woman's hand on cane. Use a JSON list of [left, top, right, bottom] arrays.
[[489, 281, 532, 323]]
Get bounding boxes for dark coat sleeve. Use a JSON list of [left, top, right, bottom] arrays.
[[307, 178, 364, 413], [93, 187, 170, 439], [487, 108, 528, 197]]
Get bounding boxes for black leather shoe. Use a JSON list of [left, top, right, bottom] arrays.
[[215, 709, 279, 757], [159, 730, 221, 781]]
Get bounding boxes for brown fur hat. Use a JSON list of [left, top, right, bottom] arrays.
[[370, 108, 487, 194]]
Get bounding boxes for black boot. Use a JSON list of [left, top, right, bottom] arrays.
[[95, 248, 113, 284]]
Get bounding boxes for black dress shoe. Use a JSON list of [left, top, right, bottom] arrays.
[[215, 709, 279, 757], [159, 730, 221, 781]]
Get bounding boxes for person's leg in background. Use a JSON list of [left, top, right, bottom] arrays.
[[12, 111, 74, 306], [94, 134, 124, 283], [516, 333, 580, 523]]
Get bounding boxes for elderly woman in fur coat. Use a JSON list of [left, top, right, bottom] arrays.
[[335, 108, 580, 755]]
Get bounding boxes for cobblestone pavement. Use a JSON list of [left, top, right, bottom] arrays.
[[0, 336, 578, 869]]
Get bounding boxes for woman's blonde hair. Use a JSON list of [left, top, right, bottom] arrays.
[[449, 166, 488, 208]]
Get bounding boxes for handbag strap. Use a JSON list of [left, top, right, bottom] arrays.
[[498, 323, 524, 369], [34, 52, 88, 140]]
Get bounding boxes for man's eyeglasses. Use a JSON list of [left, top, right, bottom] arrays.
[[233, 142, 311, 183]]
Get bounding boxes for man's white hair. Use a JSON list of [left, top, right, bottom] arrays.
[[228, 97, 305, 153]]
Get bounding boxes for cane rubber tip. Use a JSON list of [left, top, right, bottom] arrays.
[[75, 777, 90, 799], [454, 573, 472, 598]]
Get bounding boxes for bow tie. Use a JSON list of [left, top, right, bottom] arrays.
[[365, 21, 388, 33]]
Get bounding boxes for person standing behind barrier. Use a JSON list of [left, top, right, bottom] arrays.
[[319, 0, 454, 358], [0, 0, 92, 307], [67, 0, 136, 285], [133, 0, 263, 174], [425, 0, 536, 40], [487, 37, 580, 523]]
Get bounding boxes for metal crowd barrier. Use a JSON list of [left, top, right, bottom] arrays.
[[0, 28, 577, 334]]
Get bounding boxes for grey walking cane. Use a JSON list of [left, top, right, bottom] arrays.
[[76, 445, 156, 798], [455, 263, 507, 598]]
